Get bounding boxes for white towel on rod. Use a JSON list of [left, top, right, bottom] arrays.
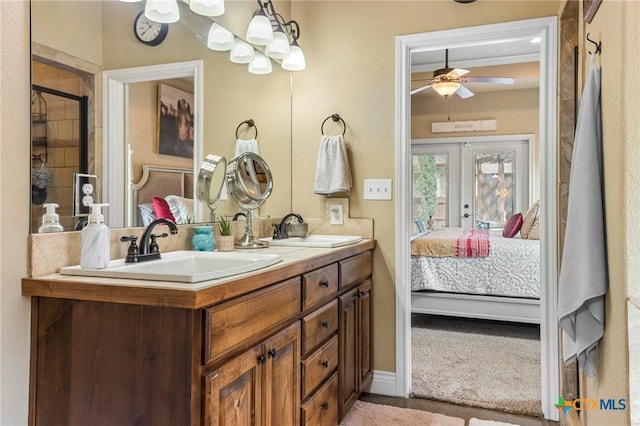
[[314, 134, 352, 195], [234, 138, 259, 157], [558, 58, 606, 378]]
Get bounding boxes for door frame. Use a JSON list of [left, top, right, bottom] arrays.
[[394, 17, 559, 420]]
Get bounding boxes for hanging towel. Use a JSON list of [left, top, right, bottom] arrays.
[[558, 58, 607, 379], [314, 134, 352, 195], [234, 138, 259, 157]]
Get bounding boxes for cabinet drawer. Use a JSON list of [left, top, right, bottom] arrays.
[[204, 277, 301, 365], [302, 299, 338, 354], [339, 251, 372, 290], [301, 373, 338, 426], [303, 264, 338, 310], [302, 335, 338, 399]]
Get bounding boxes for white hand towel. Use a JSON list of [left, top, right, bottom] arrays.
[[558, 59, 606, 378], [314, 134, 352, 195], [234, 138, 259, 157]]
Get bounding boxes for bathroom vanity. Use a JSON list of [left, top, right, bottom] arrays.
[[22, 240, 375, 426]]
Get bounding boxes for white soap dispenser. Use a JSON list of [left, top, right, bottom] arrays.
[[80, 203, 110, 269], [39, 203, 64, 233]]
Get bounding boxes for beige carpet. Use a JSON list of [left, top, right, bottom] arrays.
[[411, 315, 542, 417], [340, 400, 464, 426]]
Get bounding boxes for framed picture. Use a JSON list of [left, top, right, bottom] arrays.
[[157, 84, 194, 159], [583, 0, 602, 23]]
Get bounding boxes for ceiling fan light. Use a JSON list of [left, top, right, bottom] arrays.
[[190, 0, 225, 17], [282, 44, 305, 71], [207, 23, 234, 51], [432, 81, 460, 98], [145, 0, 180, 23], [246, 13, 273, 46]]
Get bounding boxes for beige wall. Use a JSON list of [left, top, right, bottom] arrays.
[[290, 0, 559, 374]]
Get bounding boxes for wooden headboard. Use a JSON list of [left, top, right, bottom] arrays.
[[131, 165, 194, 224]]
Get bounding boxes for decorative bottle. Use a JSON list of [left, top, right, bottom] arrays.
[[192, 225, 214, 251], [80, 203, 110, 269]]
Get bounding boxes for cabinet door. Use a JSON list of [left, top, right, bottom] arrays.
[[263, 322, 301, 426], [203, 345, 263, 426], [338, 288, 358, 420], [357, 279, 373, 391]]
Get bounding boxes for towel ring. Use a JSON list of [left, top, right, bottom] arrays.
[[321, 113, 346, 136], [235, 119, 258, 139]]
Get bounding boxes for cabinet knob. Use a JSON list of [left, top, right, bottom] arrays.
[[320, 321, 330, 328], [267, 348, 277, 359], [257, 354, 266, 364], [319, 280, 329, 288], [356, 289, 364, 298], [321, 360, 329, 368], [322, 402, 329, 410]]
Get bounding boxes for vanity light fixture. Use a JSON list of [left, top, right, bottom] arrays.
[[189, 0, 225, 17], [230, 38, 256, 64], [248, 51, 273, 74], [246, 5, 273, 45], [207, 22, 234, 51], [144, 0, 180, 23]]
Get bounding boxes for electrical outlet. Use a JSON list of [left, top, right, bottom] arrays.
[[364, 179, 392, 200], [330, 205, 344, 225]]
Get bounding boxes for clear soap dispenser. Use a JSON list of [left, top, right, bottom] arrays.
[[39, 203, 64, 233], [80, 203, 110, 269]]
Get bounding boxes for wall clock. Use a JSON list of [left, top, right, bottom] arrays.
[[133, 11, 169, 46]]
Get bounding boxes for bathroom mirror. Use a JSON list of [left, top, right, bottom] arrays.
[[30, 0, 293, 232], [197, 153, 227, 221]]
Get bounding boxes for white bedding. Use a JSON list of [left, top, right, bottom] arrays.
[[411, 230, 540, 298]]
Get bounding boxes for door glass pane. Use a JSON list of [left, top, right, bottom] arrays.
[[412, 154, 448, 232], [474, 151, 514, 228]]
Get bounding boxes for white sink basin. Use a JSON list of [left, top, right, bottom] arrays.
[[60, 250, 282, 283], [262, 234, 362, 248]]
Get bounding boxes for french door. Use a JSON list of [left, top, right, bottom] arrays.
[[412, 135, 531, 230]]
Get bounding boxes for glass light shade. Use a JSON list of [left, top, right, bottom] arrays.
[[282, 44, 305, 71], [432, 81, 461, 98], [207, 23, 234, 51], [230, 39, 256, 64], [144, 0, 180, 23], [248, 52, 272, 75], [190, 0, 225, 17], [245, 14, 273, 46], [265, 31, 290, 59]]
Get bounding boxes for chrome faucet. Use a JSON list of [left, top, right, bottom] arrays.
[[122, 218, 178, 263], [272, 213, 304, 239]]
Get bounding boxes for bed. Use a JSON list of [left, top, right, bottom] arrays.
[[130, 165, 194, 227], [410, 228, 541, 324]]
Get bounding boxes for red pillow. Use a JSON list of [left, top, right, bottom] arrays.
[[152, 196, 176, 222], [502, 213, 523, 238]]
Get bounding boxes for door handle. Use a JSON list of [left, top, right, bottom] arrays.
[[463, 213, 470, 218]]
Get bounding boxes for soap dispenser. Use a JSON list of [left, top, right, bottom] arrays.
[[80, 203, 110, 269], [39, 203, 64, 233]]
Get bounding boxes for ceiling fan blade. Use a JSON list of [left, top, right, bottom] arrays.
[[448, 68, 470, 78], [456, 85, 474, 99], [462, 76, 514, 84], [410, 84, 433, 96]]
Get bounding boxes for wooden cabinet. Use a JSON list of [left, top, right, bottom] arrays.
[[338, 279, 373, 421], [23, 241, 375, 426], [203, 322, 300, 426]]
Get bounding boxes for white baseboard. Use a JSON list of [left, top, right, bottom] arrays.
[[367, 370, 397, 396]]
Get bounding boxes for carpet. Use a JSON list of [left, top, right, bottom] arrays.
[[469, 418, 521, 426], [340, 400, 464, 426], [411, 314, 542, 417]]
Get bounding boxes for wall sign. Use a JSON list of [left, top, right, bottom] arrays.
[[431, 119, 497, 133]]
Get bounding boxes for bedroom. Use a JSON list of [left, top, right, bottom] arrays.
[[408, 36, 545, 416]]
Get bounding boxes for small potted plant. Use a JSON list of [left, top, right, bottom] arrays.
[[216, 216, 234, 252]]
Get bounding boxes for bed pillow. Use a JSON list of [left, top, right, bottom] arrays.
[[502, 212, 523, 238], [528, 216, 540, 240], [152, 196, 176, 222], [165, 195, 193, 224], [137, 203, 156, 227], [521, 200, 540, 239]]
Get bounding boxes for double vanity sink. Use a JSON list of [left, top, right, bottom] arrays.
[[60, 235, 363, 283]]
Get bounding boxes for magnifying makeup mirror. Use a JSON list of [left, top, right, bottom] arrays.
[[197, 154, 227, 222], [226, 152, 273, 248]]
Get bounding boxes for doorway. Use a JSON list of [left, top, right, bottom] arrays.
[[394, 17, 559, 420]]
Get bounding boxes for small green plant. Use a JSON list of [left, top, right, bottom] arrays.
[[217, 216, 233, 236]]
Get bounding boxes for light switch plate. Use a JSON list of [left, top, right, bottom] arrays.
[[364, 179, 392, 200]]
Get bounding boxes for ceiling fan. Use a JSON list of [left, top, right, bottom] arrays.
[[411, 49, 514, 98]]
